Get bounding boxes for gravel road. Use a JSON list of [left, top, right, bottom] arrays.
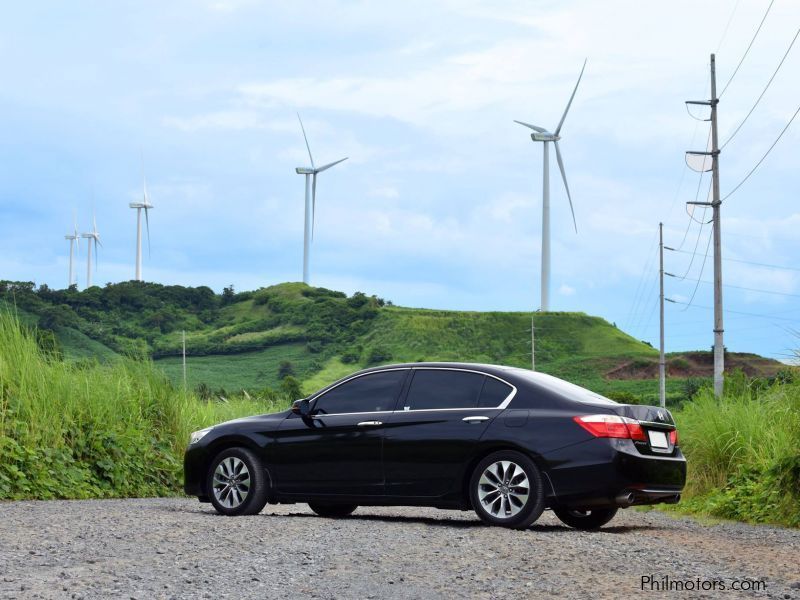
[[0, 498, 798, 599]]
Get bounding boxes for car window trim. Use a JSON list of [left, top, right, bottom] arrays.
[[400, 367, 517, 412], [309, 368, 410, 415]]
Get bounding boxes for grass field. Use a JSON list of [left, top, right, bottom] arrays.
[[156, 342, 318, 394]]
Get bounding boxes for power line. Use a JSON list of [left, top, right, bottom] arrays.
[[666, 299, 800, 322], [719, 0, 775, 97], [666, 272, 800, 298], [680, 226, 714, 310], [717, 0, 742, 53], [624, 230, 659, 331], [666, 246, 800, 273], [721, 26, 800, 149], [722, 101, 800, 201]]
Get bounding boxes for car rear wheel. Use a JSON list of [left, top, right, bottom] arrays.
[[308, 503, 358, 518], [553, 506, 618, 530], [469, 451, 545, 529], [207, 447, 269, 516]]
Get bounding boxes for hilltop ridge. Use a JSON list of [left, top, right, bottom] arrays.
[[0, 280, 782, 404]]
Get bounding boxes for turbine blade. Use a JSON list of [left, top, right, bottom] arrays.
[[94, 237, 99, 271], [314, 157, 348, 173], [554, 58, 587, 136], [311, 173, 317, 241], [145, 207, 151, 257], [513, 120, 547, 133], [554, 141, 577, 233], [297, 113, 314, 169]]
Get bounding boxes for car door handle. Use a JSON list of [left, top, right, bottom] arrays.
[[357, 421, 383, 427], [462, 416, 489, 423]]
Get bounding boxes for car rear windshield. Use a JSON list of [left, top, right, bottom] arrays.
[[507, 369, 618, 405]]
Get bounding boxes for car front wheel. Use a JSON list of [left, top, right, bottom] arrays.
[[469, 451, 545, 529], [553, 506, 618, 530], [207, 447, 269, 516]]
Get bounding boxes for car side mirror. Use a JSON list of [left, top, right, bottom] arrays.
[[291, 398, 311, 416]]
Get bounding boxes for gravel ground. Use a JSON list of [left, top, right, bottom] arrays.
[[0, 498, 798, 599]]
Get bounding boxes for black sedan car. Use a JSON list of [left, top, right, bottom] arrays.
[[185, 363, 685, 529]]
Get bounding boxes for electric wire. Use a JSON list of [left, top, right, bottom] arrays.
[[719, 0, 776, 97], [666, 273, 800, 299], [722, 101, 800, 200], [666, 299, 800, 323], [666, 246, 800, 273], [680, 226, 714, 311], [624, 229, 659, 331], [717, 0, 742, 53], [721, 26, 800, 149]]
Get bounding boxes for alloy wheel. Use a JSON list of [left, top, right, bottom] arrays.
[[212, 456, 251, 509], [477, 460, 530, 519]]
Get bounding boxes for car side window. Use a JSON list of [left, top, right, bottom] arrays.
[[478, 377, 513, 407], [403, 370, 485, 410], [313, 370, 406, 415]]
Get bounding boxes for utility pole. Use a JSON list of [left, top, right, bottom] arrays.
[[182, 330, 187, 389], [685, 53, 724, 398], [531, 315, 536, 371], [658, 223, 666, 408]]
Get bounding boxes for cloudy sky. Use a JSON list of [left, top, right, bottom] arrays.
[[1, 0, 799, 359]]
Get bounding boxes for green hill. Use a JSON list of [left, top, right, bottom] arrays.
[[0, 280, 783, 406]]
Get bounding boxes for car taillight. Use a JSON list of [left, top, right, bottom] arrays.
[[573, 414, 647, 442], [669, 428, 678, 445]]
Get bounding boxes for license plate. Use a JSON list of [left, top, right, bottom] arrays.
[[648, 430, 669, 449]]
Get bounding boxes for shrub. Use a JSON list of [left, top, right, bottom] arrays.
[[605, 390, 640, 404], [278, 360, 295, 379], [280, 375, 303, 400], [366, 346, 392, 365], [341, 350, 359, 364]]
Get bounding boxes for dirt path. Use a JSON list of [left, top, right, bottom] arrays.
[[0, 499, 797, 599]]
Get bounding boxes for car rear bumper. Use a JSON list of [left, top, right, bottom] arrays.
[[543, 438, 687, 509]]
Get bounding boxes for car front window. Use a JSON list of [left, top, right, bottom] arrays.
[[312, 370, 407, 415]]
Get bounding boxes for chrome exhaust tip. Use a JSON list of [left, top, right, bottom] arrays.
[[662, 494, 681, 505], [615, 492, 636, 507]]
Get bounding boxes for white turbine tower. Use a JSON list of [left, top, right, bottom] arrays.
[[295, 114, 347, 284], [64, 217, 80, 288], [81, 214, 101, 288], [129, 174, 153, 281], [515, 59, 586, 311]]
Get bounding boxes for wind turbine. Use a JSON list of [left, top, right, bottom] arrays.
[[515, 59, 586, 311], [81, 214, 101, 288], [294, 114, 347, 284], [64, 216, 80, 288], [129, 172, 153, 281]]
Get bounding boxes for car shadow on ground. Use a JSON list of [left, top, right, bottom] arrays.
[[172, 505, 666, 533]]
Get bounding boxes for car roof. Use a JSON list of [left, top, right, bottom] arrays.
[[350, 362, 617, 406]]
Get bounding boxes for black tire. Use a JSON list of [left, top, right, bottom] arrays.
[[207, 447, 270, 516], [553, 506, 618, 530], [308, 503, 358, 518], [469, 450, 545, 529]]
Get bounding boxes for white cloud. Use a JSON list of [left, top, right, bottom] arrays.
[[558, 284, 576, 296]]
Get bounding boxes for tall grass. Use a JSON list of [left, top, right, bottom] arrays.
[[674, 375, 800, 526], [0, 310, 288, 499]]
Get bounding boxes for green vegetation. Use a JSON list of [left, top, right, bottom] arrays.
[[0, 279, 781, 406], [668, 370, 800, 527], [2, 303, 799, 529], [0, 310, 290, 500]]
